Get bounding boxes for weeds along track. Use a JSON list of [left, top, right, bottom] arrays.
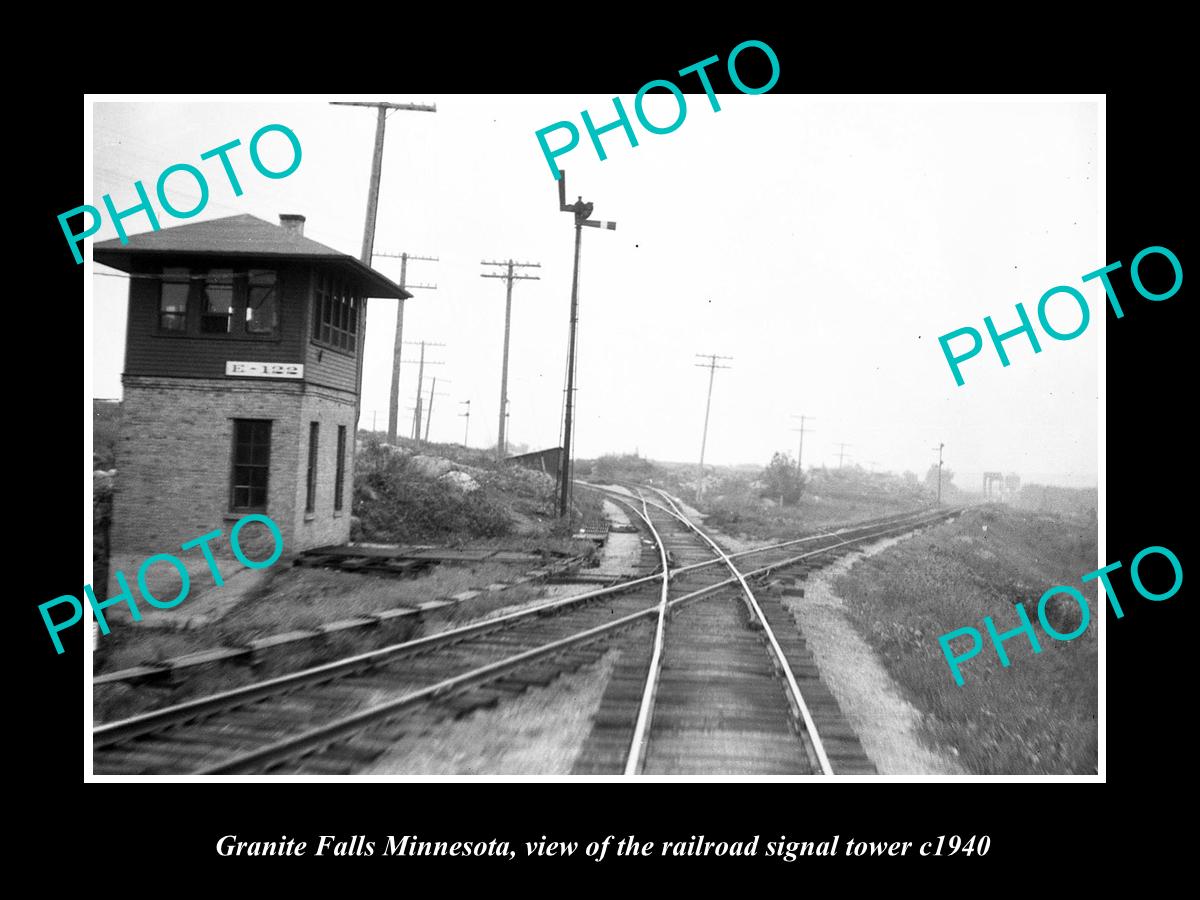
[[574, 485, 960, 775], [93, 487, 956, 775]]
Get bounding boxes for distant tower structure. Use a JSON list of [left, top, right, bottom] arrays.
[[1004, 473, 1021, 495], [983, 471, 1004, 499]]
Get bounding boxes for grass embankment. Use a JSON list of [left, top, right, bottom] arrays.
[[700, 467, 939, 542], [832, 504, 1097, 774]]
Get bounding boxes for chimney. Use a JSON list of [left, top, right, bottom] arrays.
[[279, 214, 306, 237]]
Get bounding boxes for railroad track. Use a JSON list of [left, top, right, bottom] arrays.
[[92, 491, 956, 775], [572, 485, 959, 775]]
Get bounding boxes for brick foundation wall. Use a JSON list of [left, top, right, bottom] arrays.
[[112, 376, 355, 558], [293, 387, 356, 549]]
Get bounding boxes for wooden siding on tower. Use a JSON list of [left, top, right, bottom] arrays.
[[303, 265, 363, 395], [123, 256, 308, 379]]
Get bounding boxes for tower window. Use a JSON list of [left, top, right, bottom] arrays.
[[201, 269, 234, 333], [231, 419, 271, 511], [334, 425, 347, 511], [158, 267, 190, 332], [306, 421, 320, 514]]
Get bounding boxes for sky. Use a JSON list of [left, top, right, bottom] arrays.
[[89, 96, 1100, 488]]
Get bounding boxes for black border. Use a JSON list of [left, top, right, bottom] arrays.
[[24, 25, 1190, 880]]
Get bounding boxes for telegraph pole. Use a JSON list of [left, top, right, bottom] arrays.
[[556, 170, 617, 519], [399, 340, 444, 441], [331, 101, 437, 262], [482, 259, 540, 462], [932, 442, 945, 504], [376, 251, 437, 443], [459, 400, 471, 447], [330, 100, 436, 434], [695, 354, 733, 503], [423, 377, 450, 443], [835, 442, 853, 468], [791, 414, 815, 472], [412, 342, 427, 440]]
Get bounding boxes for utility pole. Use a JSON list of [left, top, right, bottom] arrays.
[[423, 377, 450, 443], [932, 442, 945, 505], [836, 442, 853, 468], [556, 169, 617, 519], [482, 259, 540, 462], [398, 340, 444, 441], [791, 414, 816, 473], [376, 251, 437, 443], [456, 400, 470, 448], [695, 354, 733, 503], [331, 101, 437, 263], [330, 100, 436, 434], [458, 400, 472, 448]]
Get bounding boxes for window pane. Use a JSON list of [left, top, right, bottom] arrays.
[[160, 283, 188, 314], [160, 268, 190, 331], [306, 422, 319, 513], [232, 419, 271, 510], [334, 425, 346, 511], [205, 270, 234, 312], [246, 288, 278, 333], [203, 269, 233, 333], [245, 270, 278, 334]]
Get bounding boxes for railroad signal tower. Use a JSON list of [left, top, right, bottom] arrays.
[[555, 169, 617, 519]]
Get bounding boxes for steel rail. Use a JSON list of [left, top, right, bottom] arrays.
[[94, 541, 669, 749], [622, 489, 671, 776], [189, 505, 955, 774], [101, 490, 931, 750], [578, 481, 938, 573], [645, 487, 835, 775]]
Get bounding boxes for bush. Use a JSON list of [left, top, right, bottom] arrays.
[[760, 451, 805, 506], [592, 452, 668, 484], [353, 440, 512, 542]]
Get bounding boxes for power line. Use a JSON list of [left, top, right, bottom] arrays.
[[482, 258, 540, 461], [372, 251, 437, 444], [790, 414, 816, 472], [835, 442, 853, 468], [399, 340, 445, 441], [331, 100, 437, 441], [695, 353, 733, 503], [423, 377, 451, 443]]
